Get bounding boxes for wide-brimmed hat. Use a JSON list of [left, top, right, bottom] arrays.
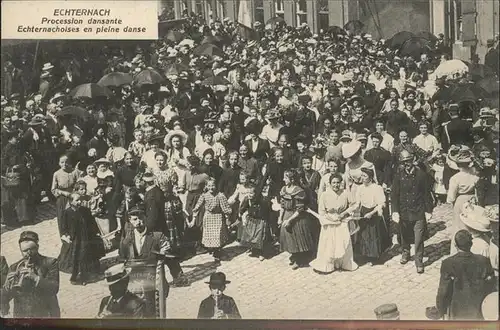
[[104, 264, 131, 285], [164, 129, 188, 148], [205, 272, 231, 286], [50, 92, 65, 103], [460, 202, 491, 232], [348, 94, 363, 105], [94, 158, 111, 166], [342, 140, 362, 159], [447, 145, 473, 165], [340, 130, 353, 142], [28, 117, 44, 126], [356, 133, 367, 141], [425, 306, 441, 320], [42, 62, 54, 71], [265, 109, 281, 120], [485, 205, 499, 223]]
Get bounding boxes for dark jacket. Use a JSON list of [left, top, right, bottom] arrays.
[[197, 294, 241, 319], [364, 147, 393, 186], [97, 291, 145, 318], [244, 138, 270, 166], [0, 256, 8, 288], [144, 186, 166, 234], [436, 251, 494, 320], [1, 255, 60, 318], [441, 118, 473, 152], [391, 167, 434, 216]]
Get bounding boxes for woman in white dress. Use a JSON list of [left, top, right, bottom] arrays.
[[310, 173, 358, 274], [446, 146, 479, 254], [342, 140, 378, 201]]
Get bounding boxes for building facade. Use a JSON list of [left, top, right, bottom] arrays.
[[158, 0, 498, 63]]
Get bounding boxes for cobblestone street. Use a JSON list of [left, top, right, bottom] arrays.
[[1, 203, 454, 319]]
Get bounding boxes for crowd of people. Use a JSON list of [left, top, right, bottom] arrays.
[[1, 12, 499, 319]]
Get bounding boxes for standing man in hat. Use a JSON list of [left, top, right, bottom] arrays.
[[435, 230, 494, 320], [1, 231, 60, 317], [197, 272, 241, 319], [441, 104, 473, 153], [484, 38, 499, 76], [97, 264, 145, 318], [391, 149, 434, 274]]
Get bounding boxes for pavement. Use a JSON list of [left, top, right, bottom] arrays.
[[1, 202, 455, 319]]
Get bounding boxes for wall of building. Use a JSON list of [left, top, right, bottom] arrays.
[[358, 0, 431, 40]]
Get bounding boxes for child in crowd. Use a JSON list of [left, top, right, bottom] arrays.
[[128, 128, 145, 160], [431, 154, 447, 204]]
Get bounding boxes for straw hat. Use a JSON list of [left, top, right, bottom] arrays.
[[103, 264, 131, 285], [447, 145, 473, 166], [460, 203, 491, 232], [342, 140, 362, 159], [94, 158, 111, 166], [164, 129, 188, 148], [42, 63, 54, 71]]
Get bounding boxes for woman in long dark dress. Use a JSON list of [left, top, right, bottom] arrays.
[[182, 155, 210, 254], [58, 193, 105, 285], [353, 167, 391, 263], [279, 170, 319, 270], [239, 184, 272, 261]]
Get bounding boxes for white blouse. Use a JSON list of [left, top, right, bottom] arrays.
[[355, 183, 386, 212]]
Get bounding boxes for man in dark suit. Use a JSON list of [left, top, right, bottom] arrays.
[[244, 121, 270, 167], [484, 39, 499, 76], [97, 263, 145, 318], [142, 172, 167, 234], [1, 231, 60, 318], [391, 150, 434, 274], [441, 104, 473, 152], [197, 272, 241, 319], [435, 230, 494, 320], [120, 206, 186, 290]]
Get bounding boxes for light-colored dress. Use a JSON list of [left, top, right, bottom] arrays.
[[310, 189, 357, 272], [447, 170, 479, 254]]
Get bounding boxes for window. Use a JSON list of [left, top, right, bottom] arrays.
[[318, 0, 329, 32], [296, 0, 307, 26], [255, 0, 264, 24], [275, 0, 284, 18], [195, 0, 204, 15]]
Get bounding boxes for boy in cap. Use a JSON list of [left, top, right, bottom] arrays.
[[197, 272, 241, 319], [1, 231, 60, 318]]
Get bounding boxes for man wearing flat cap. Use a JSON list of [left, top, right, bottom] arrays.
[[435, 230, 494, 320], [1, 231, 60, 317]]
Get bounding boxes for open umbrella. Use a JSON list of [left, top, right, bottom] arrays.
[[416, 31, 438, 43], [476, 76, 500, 96], [133, 68, 165, 86], [57, 106, 90, 120], [193, 43, 224, 58], [327, 26, 346, 36], [433, 59, 469, 78], [69, 83, 113, 98], [398, 37, 432, 60], [388, 31, 415, 49], [448, 83, 488, 103], [265, 16, 285, 29], [98, 72, 133, 87], [165, 30, 184, 42], [164, 63, 189, 76], [201, 35, 222, 45], [201, 76, 230, 86], [343, 20, 364, 35]]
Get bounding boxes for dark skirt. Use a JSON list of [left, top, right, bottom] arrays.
[[58, 237, 104, 274], [240, 216, 271, 250], [280, 211, 320, 254], [56, 195, 70, 235], [355, 206, 391, 259], [184, 191, 203, 244]]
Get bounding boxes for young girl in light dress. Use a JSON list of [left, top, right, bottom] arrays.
[[431, 155, 447, 204], [228, 172, 255, 237]]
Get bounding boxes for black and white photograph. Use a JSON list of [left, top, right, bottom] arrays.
[[0, 0, 498, 323]]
